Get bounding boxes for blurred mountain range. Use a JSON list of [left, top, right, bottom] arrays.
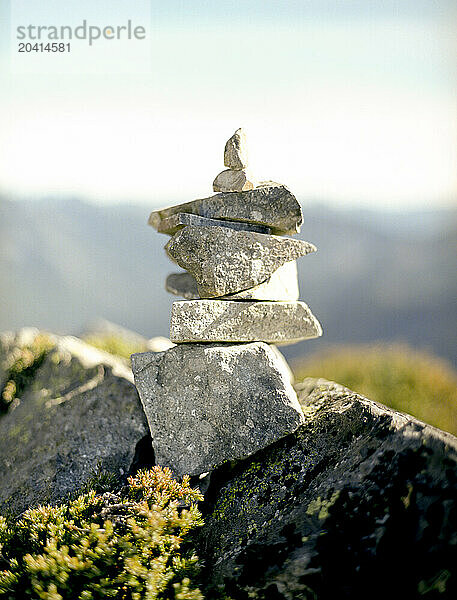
[[1, 197, 455, 364]]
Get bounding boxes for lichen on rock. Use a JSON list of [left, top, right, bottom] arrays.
[[197, 379, 457, 599]]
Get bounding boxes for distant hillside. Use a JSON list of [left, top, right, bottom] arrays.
[[0, 197, 455, 364]]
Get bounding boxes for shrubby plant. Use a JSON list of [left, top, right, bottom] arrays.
[[293, 343, 457, 435], [0, 467, 204, 600]]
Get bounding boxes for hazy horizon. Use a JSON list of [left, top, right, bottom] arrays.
[[2, 197, 455, 364]]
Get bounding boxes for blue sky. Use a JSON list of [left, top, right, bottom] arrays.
[[0, 0, 455, 209]]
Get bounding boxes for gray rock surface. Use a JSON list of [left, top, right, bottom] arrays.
[[269, 345, 295, 384], [165, 225, 315, 298], [213, 169, 256, 193], [0, 335, 148, 516], [198, 379, 457, 599], [166, 261, 299, 302], [157, 212, 271, 236], [170, 300, 322, 344], [131, 343, 304, 477], [224, 128, 248, 169], [148, 183, 303, 235]]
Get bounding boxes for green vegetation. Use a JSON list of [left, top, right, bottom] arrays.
[[83, 335, 148, 361], [293, 343, 457, 436], [1, 334, 54, 415], [0, 466, 204, 600]]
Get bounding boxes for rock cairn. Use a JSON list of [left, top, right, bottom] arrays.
[[132, 129, 322, 478]]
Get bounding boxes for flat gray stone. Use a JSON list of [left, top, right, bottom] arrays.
[[148, 183, 303, 235], [213, 169, 256, 192], [170, 300, 323, 345], [166, 261, 299, 301], [224, 128, 248, 169], [0, 335, 148, 517], [165, 225, 315, 298], [131, 342, 304, 477], [157, 212, 271, 236]]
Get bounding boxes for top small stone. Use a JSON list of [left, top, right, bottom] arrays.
[[224, 128, 248, 170]]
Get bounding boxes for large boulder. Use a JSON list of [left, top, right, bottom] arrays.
[[198, 379, 457, 599], [131, 343, 304, 478], [0, 333, 148, 516]]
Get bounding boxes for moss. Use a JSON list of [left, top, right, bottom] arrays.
[[210, 457, 290, 525], [207, 432, 322, 535], [1, 334, 54, 415], [0, 466, 204, 600], [401, 482, 414, 509], [306, 491, 341, 520]]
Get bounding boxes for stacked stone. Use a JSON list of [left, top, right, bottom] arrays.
[[132, 129, 322, 479]]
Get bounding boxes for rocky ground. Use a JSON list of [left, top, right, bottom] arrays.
[[1, 329, 456, 598], [198, 378, 457, 598]]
